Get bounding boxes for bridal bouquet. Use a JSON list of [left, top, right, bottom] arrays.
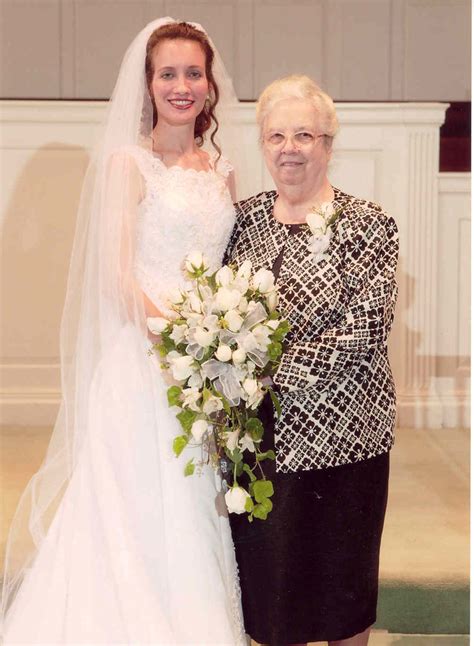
[[147, 252, 289, 521]]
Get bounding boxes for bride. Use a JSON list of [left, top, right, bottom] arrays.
[[1, 17, 245, 645]]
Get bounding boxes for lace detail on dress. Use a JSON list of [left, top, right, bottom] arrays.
[[230, 560, 246, 645], [122, 145, 235, 312], [214, 154, 234, 178]]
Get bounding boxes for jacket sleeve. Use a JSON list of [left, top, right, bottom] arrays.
[[273, 211, 399, 393]]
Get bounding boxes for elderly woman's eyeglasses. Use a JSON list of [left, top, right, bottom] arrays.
[[263, 131, 327, 150]]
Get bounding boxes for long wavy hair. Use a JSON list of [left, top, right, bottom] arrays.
[[145, 22, 220, 154]]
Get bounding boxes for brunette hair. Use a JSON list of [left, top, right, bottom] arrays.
[[145, 22, 220, 154]]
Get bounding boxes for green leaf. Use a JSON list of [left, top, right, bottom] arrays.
[[225, 447, 243, 464], [244, 496, 254, 513], [256, 449, 276, 462], [267, 341, 282, 361], [242, 463, 257, 482], [245, 417, 264, 441], [272, 320, 291, 342], [184, 458, 195, 476], [202, 387, 213, 403], [167, 385, 182, 407], [268, 388, 282, 418], [161, 334, 176, 354], [253, 503, 269, 520], [176, 409, 196, 433], [253, 479, 274, 502], [173, 434, 188, 457], [259, 497, 273, 513]]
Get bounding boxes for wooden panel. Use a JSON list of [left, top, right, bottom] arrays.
[[74, 1, 154, 98], [0, 0, 61, 98], [253, 1, 325, 97], [326, 0, 391, 100], [403, 0, 471, 100]]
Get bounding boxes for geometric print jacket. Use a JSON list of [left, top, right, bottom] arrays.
[[224, 187, 399, 472]]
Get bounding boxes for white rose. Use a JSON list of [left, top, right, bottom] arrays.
[[233, 276, 249, 295], [266, 319, 279, 331], [253, 324, 271, 350], [239, 433, 255, 453], [306, 211, 326, 235], [320, 201, 335, 219], [232, 347, 246, 364], [146, 316, 169, 335], [202, 314, 220, 333], [238, 297, 249, 313], [248, 387, 265, 409], [266, 291, 278, 312], [215, 265, 234, 287], [182, 387, 201, 412], [237, 259, 252, 280], [251, 268, 275, 294], [215, 344, 232, 362], [309, 232, 331, 256], [185, 251, 208, 273], [190, 419, 209, 442], [170, 324, 187, 344], [243, 378, 258, 397], [224, 309, 244, 332], [225, 486, 251, 514], [214, 287, 242, 312], [203, 396, 224, 415], [170, 356, 196, 381], [169, 288, 185, 304], [188, 371, 204, 389], [225, 428, 240, 451], [193, 326, 215, 348], [188, 293, 203, 313]]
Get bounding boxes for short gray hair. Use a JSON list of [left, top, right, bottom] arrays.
[[256, 75, 339, 142]]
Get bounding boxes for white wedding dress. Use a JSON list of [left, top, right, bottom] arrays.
[[3, 146, 245, 645]]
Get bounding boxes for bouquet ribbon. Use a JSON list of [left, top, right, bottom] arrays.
[[219, 302, 268, 368]]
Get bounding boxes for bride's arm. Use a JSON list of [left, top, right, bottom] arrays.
[[106, 150, 166, 321]]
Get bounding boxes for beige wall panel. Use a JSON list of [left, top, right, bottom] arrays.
[[326, 0, 391, 100], [436, 174, 470, 426], [1, 146, 89, 361], [0, 101, 469, 428], [253, 1, 324, 96], [74, 1, 158, 98], [0, 0, 61, 98], [403, 0, 471, 100], [437, 175, 470, 359]]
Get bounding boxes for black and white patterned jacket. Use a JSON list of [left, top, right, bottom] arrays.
[[224, 188, 399, 473]]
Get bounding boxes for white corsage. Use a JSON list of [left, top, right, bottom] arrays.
[[306, 201, 344, 264]]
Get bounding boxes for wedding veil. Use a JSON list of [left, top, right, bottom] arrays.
[[1, 16, 238, 623]]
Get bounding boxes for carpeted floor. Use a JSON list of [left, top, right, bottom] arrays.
[[1, 425, 469, 639]]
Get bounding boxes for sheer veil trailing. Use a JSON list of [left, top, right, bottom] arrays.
[[1, 16, 238, 626]]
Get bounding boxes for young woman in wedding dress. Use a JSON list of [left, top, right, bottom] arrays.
[[1, 18, 245, 645]]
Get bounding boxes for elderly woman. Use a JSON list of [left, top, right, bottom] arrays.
[[226, 75, 399, 646]]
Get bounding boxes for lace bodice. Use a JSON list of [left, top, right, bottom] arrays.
[[126, 145, 235, 313]]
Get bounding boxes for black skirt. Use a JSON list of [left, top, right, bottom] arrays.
[[229, 396, 390, 645]]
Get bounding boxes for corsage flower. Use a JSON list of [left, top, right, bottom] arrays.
[[306, 201, 344, 264]]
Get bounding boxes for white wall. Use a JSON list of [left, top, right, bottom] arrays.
[[0, 100, 469, 428], [0, 0, 470, 101]]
